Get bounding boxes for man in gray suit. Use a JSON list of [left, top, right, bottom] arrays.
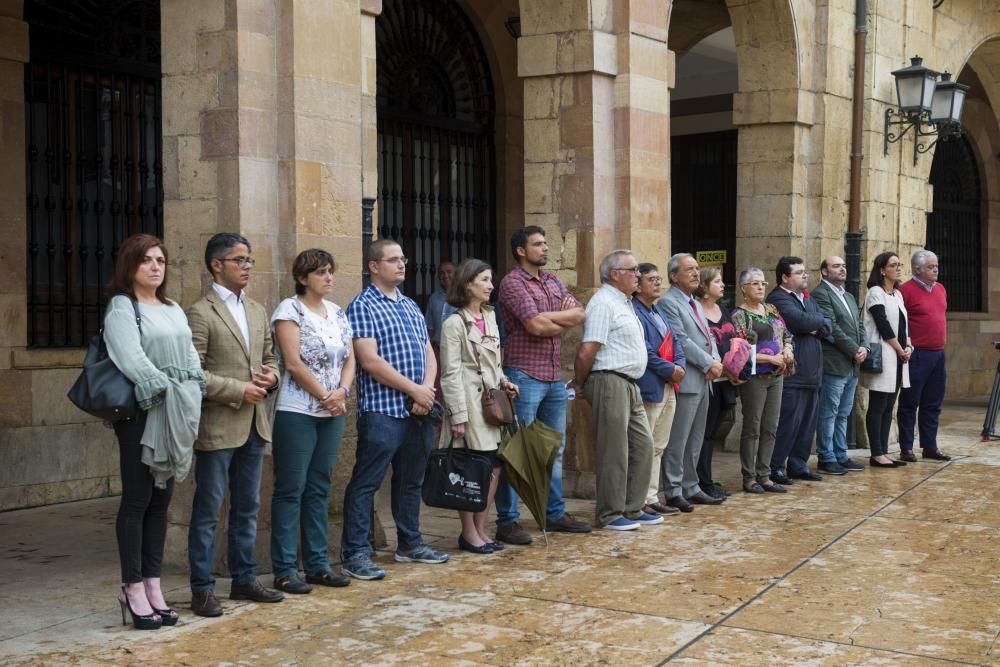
[[811, 256, 868, 475], [657, 253, 726, 512]]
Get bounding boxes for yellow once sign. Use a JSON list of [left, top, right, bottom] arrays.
[[696, 250, 727, 266]]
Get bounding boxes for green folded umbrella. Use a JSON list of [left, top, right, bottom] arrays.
[[498, 418, 562, 546]]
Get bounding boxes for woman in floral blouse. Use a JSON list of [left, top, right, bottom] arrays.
[[270, 249, 356, 594], [731, 268, 794, 494]]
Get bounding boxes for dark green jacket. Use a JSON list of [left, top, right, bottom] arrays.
[[811, 280, 866, 377]]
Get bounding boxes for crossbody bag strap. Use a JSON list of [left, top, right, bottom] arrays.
[[464, 316, 490, 392], [129, 295, 142, 339]]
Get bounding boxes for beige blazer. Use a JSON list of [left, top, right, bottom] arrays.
[[186, 289, 279, 450], [861, 285, 911, 393], [438, 307, 506, 452]]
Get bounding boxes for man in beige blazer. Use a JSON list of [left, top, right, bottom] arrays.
[[186, 233, 283, 617]]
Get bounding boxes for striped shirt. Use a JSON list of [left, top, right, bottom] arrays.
[[582, 283, 647, 379], [347, 283, 429, 419], [498, 266, 580, 382]]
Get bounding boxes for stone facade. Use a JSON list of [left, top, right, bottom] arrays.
[[0, 0, 998, 556]]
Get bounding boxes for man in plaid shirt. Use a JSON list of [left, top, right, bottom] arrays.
[[495, 226, 592, 544], [340, 239, 449, 580]]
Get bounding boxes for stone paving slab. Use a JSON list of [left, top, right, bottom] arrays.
[[1, 405, 998, 665]]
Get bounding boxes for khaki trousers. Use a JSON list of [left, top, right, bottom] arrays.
[[739, 374, 784, 483], [643, 388, 677, 504], [583, 372, 654, 527]]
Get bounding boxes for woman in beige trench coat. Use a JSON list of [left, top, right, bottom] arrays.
[[439, 259, 518, 554]]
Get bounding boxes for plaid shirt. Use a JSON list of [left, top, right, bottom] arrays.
[[347, 284, 429, 419], [498, 266, 580, 382]]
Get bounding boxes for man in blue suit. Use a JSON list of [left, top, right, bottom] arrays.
[[766, 256, 832, 483], [632, 263, 686, 516]]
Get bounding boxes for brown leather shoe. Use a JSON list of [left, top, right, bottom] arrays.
[[899, 450, 918, 463], [190, 590, 223, 617], [922, 449, 951, 461], [666, 496, 694, 512], [495, 522, 533, 545], [230, 579, 284, 603], [644, 502, 680, 516], [545, 511, 592, 533]]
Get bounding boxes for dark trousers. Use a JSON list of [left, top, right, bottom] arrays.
[[114, 413, 173, 584], [698, 382, 733, 487], [897, 348, 946, 452], [867, 389, 900, 456], [771, 386, 820, 475]]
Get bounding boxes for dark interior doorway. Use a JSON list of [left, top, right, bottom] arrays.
[[670, 130, 737, 291]]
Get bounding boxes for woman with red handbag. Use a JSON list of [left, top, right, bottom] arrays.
[[438, 259, 519, 554]]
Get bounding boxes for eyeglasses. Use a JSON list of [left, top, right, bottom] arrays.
[[614, 265, 640, 275], [643, 276, 663, 284], [380, 256, 409, 266], [744, 281, 769, 288], [222, 256, 255, 268]]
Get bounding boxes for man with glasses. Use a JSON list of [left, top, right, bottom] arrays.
[[575, 251, 659, 530], [341, 239, 448, 580], [495, 226, 591, 545], [186, 233, 284, 617], [658, 253, 725, 512], [811, 256, 869, 475], [766, 256, 832, 484]]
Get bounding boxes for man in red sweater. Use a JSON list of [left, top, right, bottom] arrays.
[[898, 250, 951, 462]]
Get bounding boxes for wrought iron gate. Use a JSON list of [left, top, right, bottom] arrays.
[[375, 0, 496, 308], [24, 0, 162, 347], [927, 135, 983, 312], [671, 130, 738, 287]]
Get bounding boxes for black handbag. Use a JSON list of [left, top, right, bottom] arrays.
[[861, 343, 883, 373], [422, 439, 493, 512], [67, 297, 142, 421]]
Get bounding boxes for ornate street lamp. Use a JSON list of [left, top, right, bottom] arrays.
[[884, 56, 968, 164]]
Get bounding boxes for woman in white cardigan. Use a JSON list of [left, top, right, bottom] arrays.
[[861, 251, 912, 468], [439, 259, 518, 554]]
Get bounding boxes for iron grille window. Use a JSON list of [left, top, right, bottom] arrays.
[[375, 0, 496, 308], [24, 1, 162, 347], [927, 135, 983, 312]]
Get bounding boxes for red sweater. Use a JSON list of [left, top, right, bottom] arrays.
[[899, 279, 947, 350]]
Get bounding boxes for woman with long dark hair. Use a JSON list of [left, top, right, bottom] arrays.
[[104, 233, 204, 629], [861, 251, 911, 467]]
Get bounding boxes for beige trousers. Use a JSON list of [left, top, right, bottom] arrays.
[[643, 388, 677, 504]]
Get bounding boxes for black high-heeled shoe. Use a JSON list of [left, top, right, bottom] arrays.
[[869, 457, 899, 468], [153, 607, 178, 626], [458, 535, 494, 554], [118, 586, 162, 630]]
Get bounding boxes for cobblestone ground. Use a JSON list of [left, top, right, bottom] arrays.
[[2, 405, 998, 666]]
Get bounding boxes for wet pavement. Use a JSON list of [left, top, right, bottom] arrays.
[[1, 405, 998, 666]]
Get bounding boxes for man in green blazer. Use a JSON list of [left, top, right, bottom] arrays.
[[186, 233, 283, 617], [811, 256, 869, 475]]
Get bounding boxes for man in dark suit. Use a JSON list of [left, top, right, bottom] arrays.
[[766, 256, 832, 483], [811, 256, 868, 475]]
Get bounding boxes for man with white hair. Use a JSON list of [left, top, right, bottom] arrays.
[[897, 250, 951, 461], [575, 250, 659, 531]]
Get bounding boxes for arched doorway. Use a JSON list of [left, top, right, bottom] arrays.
[[927, 135, 983, 312], [375, 0, 496, 306]]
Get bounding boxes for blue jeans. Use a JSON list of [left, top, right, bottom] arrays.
[[340, 412, 433, 562], [494, 368, 567, 527], [188, 426, 264, 592], [270, 411, 345, 577], [816, 373, 859, 464]]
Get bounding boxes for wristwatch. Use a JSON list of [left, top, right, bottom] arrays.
[[339, 385, 351, 398]]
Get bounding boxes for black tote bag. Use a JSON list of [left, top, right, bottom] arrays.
[[422, 439, 493, 512], [67, 297, 142, 422]]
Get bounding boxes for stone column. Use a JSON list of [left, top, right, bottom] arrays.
[[518, 0, 672, 498]]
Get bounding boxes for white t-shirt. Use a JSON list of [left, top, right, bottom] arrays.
[[271, 297, 352, 417]]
